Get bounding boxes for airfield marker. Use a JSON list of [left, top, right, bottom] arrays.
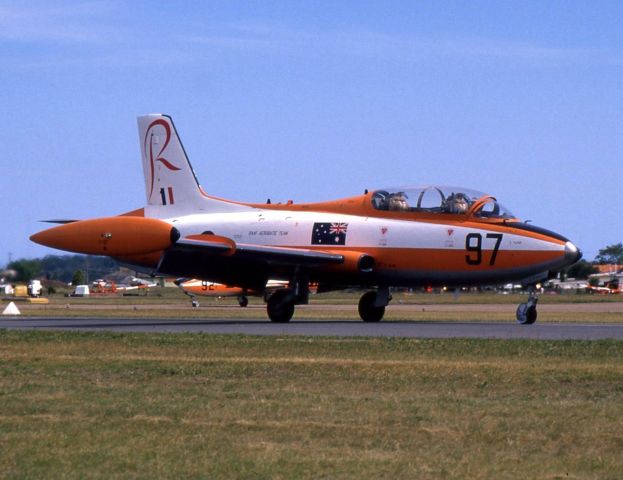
[[2, 301, 21, 315]]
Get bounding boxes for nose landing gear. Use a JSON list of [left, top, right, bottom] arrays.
[[516, 288, 538, 325]]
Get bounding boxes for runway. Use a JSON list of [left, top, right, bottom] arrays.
[[2, 316, 623, 340]]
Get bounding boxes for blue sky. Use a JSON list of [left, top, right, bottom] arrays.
[[1, 1, 621, 263]]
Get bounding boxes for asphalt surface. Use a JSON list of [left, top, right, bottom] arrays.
[[2, 316, 623, 340]]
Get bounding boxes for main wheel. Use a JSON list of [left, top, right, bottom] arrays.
[[238, 296, 249, 308], [267, 289, 295, 322], [358, 291, 385, 322], [516, 303, 537, 324]]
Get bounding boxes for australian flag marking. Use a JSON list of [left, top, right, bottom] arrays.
[[311, 222, 348, 245]]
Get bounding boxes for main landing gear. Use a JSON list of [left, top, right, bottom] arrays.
[[266, 276, 310, 323], [266, 284, 393, 323], [267, 289, 296, 322], [358, 287, 392, 322], [516, 288, 539, 325]]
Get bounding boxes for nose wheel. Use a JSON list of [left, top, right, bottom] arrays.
[[516, 289, 538, 324]]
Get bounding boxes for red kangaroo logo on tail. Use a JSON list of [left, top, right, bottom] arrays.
[[144, 119, 181, 198]]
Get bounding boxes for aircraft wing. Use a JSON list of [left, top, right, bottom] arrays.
[[156, 234, 345, 288], [174, 234, 237, 255], [172, 234, 344, 266]]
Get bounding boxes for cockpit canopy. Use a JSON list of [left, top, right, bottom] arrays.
[[370, 186, 515, 218]]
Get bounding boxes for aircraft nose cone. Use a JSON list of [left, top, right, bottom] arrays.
[[564, 241, 582, 265], [30, 228, 60, 249]]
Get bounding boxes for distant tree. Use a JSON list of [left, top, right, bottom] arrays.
[[595, 243, 623, 265], [71, 270, 86, 286], [563, 260, 598, 280], [5, 255, 118, 284], [7, 259, 42, 282], [40, 255, 118, 283]]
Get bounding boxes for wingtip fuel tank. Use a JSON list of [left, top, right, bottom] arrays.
[[30, 217, 179, 256]]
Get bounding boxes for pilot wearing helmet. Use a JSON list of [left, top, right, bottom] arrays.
[[388, 192, 409, 211], [444, 192, 470, 214]]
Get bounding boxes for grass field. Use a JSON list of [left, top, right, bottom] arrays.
[[7, 289, 623, 324], [1, 330, 623, 479]]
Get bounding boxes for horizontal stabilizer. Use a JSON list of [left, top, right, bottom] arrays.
[[41, 219, 79, 224]]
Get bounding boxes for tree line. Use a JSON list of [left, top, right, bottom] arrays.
[[4, 255, 118, 283]]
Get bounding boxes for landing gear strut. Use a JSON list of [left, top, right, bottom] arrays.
[[266, 274, 310, 323], [516, 288, 539, 325], [358, 287, 392, 322]]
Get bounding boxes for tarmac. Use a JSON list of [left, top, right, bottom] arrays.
[[2, 316, 623, 340]]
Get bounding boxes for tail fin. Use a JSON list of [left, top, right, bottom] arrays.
[[137, 114, 246, 216]]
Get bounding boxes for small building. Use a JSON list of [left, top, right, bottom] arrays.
[[549, 279, 588, 291], [594, 264, 622, 275], [72, 285, 90, 297], [28, 280, 43, 297]]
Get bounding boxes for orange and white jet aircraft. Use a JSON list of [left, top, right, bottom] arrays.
[[31, 114, 582, 324], [175, 278, 289, 307]]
